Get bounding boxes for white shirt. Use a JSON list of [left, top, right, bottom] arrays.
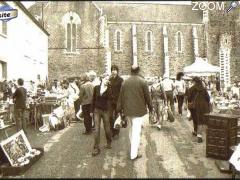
[[232, 86, 240, 97], [161, 78, 174, 92], [175, 80, 186, 94]]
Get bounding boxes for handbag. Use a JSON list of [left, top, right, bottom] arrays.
[[188, 92, 199, 109]]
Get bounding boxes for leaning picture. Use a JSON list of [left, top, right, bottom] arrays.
[[0, 130, 32, 166]]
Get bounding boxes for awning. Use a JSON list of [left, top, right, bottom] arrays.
[[183, 57, 220, 76]]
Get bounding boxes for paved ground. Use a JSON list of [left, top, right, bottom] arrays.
[[2, 110, 233, 178]]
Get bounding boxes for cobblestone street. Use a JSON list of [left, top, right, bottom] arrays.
[[6, 111, 231, 178]]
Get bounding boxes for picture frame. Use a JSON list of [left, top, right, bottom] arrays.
[[0, 130, 32, 166]]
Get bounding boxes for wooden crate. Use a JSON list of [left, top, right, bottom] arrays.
[[205, 113, 239, 160]]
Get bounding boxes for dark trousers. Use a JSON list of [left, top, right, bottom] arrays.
[[14, 108, 27, 134], [165, 91, 175, 114], [82, 104, 92, 132], [93, 108, 112, 149], [109, 103, 120, 137], [74, 99, 81, 120], [177, 95, 184, 115], [189, 108, 197, 133]]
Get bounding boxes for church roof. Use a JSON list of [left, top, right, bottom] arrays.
[[95, 2, 203, 24]]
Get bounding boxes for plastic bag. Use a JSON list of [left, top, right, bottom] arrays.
[[229, 144, 240, 171], [114, 115, 127, 129], [114, 115, 122, 129]]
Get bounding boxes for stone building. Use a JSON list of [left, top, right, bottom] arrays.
[[28, 1, 240, 86]]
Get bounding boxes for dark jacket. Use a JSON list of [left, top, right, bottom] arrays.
[[117, 75, 153, 117], [79, 81, 94, 105], [92, 85, 113, 112], [187, 84, 210, 124], [12, 86, 27, 109], [109, 75, 123, 105]]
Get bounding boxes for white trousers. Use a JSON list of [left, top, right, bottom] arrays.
[[128, 116, 144, 160]]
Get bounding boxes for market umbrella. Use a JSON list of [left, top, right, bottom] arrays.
[[183, 58, 220, 76]]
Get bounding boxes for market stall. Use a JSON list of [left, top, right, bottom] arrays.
[[183, 57, 220, 77]]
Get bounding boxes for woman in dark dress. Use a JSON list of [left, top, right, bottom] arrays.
[[187, 77, 210, 143]]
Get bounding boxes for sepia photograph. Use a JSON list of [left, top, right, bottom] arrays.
[[0, 0, 240, 178]]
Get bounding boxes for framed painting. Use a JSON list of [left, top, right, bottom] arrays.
[[0, 130, 32, 166]]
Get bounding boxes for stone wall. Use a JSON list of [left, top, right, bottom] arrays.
[[30, 1, 105, 81], [108, 23, 205, 77]]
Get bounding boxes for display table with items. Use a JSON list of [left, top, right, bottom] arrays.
[[28, 95, 63, 130], [214, 97, 240, 112], [0, 130, 43, 176], [37, 94, 73, 133]]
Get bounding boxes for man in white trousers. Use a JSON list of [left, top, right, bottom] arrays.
[[117, 65, 153, 160]]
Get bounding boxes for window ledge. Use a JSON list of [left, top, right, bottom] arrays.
[[145, 51, 153, 55], [64, 51, 80, 56], [176, 51, 184, 54], [0, 33, 7, 38], [114, 50, 123, 54]]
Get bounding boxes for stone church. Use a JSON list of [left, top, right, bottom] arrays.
[[28, 1, 240, 87]]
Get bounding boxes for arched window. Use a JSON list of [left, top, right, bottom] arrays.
[[116, 31, 121, 51], [176, 31, 183, 52], [62, 12, 81, 53], [114, 30, 122, 52], [145, 31, 153, 52]]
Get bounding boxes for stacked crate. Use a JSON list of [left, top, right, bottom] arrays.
[[206, 113, 239, 160]]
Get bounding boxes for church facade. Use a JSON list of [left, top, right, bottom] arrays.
[[29, 1, 240, 87]]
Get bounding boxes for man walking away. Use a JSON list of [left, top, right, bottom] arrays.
[[12, 78, 27, 134], [79, 73, 94, 135], [117, 65, 153, 160], [175, 72, 186, 116], [161, 74, 175, 115], [109, 65, 123, 139]]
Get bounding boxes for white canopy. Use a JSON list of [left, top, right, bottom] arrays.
[[183, 57, 220, 76]]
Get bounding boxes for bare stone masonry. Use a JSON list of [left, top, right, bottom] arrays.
[[28, 1, 240, 83]]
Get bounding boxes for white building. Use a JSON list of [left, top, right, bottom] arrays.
[[0, 1, 49, 83]]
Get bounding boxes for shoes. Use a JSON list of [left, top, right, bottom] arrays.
[[132, 154, 142, 161], [156, 125, 162, 130], [82, 131, 92, 135], [197, 137, 203, 143], [92, 148, 100, 156], [104, 144, 112, 149], [192, 131, 197, 136]]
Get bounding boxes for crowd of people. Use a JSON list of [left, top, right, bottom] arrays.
[[0, 64, 239, 161]]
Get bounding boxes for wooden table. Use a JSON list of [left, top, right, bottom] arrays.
[[30, 102, 60, 130]]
